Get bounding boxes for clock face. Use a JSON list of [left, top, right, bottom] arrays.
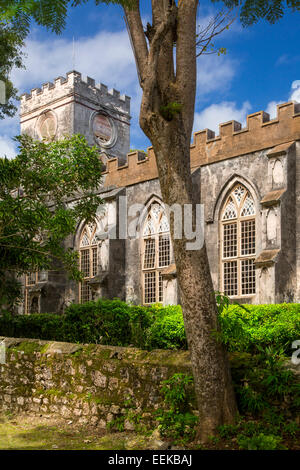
[[92, 114, 115, 147], [38, 111, 57, 141]]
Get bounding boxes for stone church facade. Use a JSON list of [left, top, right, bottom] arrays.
[[19, 71, 300, 314]]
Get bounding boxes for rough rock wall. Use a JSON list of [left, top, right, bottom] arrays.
[[0, 338, 194, 429]]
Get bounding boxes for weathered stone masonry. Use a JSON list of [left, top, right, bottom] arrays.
[[19, 71, 300, 312], [0, 337, 195, 429], [1, 337, 299, 427]]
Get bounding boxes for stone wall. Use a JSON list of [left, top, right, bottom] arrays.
[[201, 141, 300, 304], [18, 69, 300, 311], [296, 141, 300, 301], [0, 338, 194, 430]]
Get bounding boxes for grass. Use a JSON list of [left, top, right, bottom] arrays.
[[0, 412, 141, 450], [0, 411, 298, 450]]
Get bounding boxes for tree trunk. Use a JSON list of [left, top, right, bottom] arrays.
[[148, 120, 238, 442], [124, 0, 238, 441]]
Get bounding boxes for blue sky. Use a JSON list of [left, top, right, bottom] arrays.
[[0, 1, 299, 158]]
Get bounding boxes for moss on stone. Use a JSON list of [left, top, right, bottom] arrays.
[[43, 389, 65, 398], [40, 344, 51, 354], [11, 341, 44, 354]]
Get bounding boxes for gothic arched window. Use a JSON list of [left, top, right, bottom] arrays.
[[142, 203, 171, 304], [79, 222, 98, 303], [220, 184, 256, 297], [24, 271, 47, 314]]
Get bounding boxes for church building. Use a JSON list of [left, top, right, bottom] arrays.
[[19, 71, 300, 314]]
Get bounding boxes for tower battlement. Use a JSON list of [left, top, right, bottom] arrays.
[[19, 70, 300, 189], [20, 71, 131, 163], [20, 71, 131, 116]]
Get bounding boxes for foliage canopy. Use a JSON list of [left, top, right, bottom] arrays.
[[0, 134, 103, 310], [1, 0, 299, 36], [0, 21, 24, 118]]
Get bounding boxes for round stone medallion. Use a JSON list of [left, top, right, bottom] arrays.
[[38, 111, 57, 141], [92, 113, 116, 148]]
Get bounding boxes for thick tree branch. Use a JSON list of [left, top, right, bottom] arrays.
[[123, 0, 148, 84], [150, 0, 177, 93], [175, 0, 198, 137], [138, 2, 177, 133], [146, 3, 177, 86]]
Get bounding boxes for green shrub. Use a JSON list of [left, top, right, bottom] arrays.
[[237, 433, 284, 450], [217, 413, 298, 450], [218, 303, 300, 354], [0, 301, 299, 356], [0, 311, 64, 341], [0, 299, 132, 346], [128, 305, 154, 349], [230, 348, 300, 416], [143, 306, 187, 350], [62, 299, 132, 345], [156, 373, 198, 443]]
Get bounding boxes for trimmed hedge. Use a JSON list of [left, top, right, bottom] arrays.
[[0, 300, 299, 353], [0, 299, 132, 346], [218, 303, 300, 354], [0, 300, 185, 349]]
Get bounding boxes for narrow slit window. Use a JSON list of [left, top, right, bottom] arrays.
[[24, 271, 48, 314]]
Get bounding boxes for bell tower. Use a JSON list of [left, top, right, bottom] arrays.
[[20, 70, 131, 164]]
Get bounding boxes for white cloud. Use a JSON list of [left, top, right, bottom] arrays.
[[263, 80, 300, 122], [197, 54, 236, 98], [265, 100, 278, 119], [290, 80, 300, 102], [0, 135, 17, 159], [193, 100, 251, 135], [195, 5, 241, 100], [0, 113, 20, 158], [0, 112, 19, 134], [276, 54, 300, 67], [2, 25, 239, 152], [12, 30, 136, 93]]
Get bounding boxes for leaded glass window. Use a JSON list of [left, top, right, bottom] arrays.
[[79, 222, 98, 303], [142, 204, 171, 304], [221, 184, 256, 296]]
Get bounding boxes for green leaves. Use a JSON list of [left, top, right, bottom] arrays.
[[218, 303, 300, 353], [160, 373, 194, 410], [159, 102, 183, 122], [156, 373, 197, 443], [0, 21, 25, 118], [14, 134, 102, 202], [0, 0, 137, 37], [0, 134, 103, 305], [0, 0, 69, 34], [211, 1, 300, 26], [237, 432, 284, 450]]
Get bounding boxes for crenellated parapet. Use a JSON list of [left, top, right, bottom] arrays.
[[190, 101, 300, 167], [19, 71, 300, 189], [20, 70, 130, 117], [103, 100, 300, 188], [103, 148, 158, 188], [20, 71, 131, 163]]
